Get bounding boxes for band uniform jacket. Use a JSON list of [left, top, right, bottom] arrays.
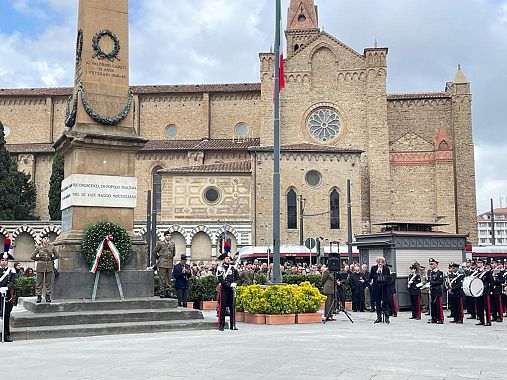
[[31, 243, 59, 273], [407, 273, 421, 296], [447, 272, 465, 294], [491, 269, 504, 295], [154, 241, 175, 269], [0, 266, 16, 302], [321, 269, 336, 295], [216, 264, 240, 287], [429, 269, 444, 296]]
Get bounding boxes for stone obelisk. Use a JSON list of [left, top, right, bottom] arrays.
[[53, 0, 151, 299]]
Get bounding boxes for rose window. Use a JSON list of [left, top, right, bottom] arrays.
[[307, 108, 341, 142]]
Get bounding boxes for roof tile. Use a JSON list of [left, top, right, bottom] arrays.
[[159, 160, 251, 174]]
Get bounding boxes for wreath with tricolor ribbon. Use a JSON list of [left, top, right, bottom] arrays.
[[82, 221, 131, 272]]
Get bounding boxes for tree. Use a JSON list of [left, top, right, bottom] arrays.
[[0, 122, 37, 220], [48, 153, 64, 220]]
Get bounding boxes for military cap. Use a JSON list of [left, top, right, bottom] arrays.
[[449, 262, 460, 268], [429, 258, 439, 264], [164, 230, 171, 236]]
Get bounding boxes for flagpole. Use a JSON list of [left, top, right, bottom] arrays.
[[272, 0, 282, 284]]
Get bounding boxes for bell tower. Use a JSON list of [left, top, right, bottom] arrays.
[[286, 0, 320, 57]]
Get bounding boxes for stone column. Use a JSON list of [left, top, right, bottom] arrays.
[[52, 0, 150, 299]]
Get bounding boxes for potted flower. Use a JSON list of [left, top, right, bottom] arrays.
[[264, 285, 297, 325], [294, 281, 326, 323], [242, 284, 268, 324], [235, 286, 245, 322]]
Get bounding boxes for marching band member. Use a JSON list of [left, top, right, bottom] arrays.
[[465, 260, 477, 320], [490, 260, 503, 322], [473, 258, 493, 326], [407, 264, 421, 320], [427, 258, 444, 324], [0, 245, 16, 343], [216, 253, 239, 331], [447, 262, 465, 324]]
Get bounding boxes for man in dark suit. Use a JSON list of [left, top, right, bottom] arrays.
[[172, 254, 192, 307], [370, 256, 391, 324]]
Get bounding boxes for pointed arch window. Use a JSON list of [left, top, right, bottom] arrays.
[[287, 189, 297, 230], [330, 189, 340, 229]]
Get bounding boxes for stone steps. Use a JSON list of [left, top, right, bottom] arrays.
[[18, 297, 178, 313], [10, 319, 215, 341], [11, 308, 203, 327], [11, 297, 214, 340]]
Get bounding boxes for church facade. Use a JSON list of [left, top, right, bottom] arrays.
[[0, 0, 477, 264]]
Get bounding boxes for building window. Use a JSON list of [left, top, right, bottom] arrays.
[[203, 186, 221, 205], [152, 167, 162, 213], [235, 122, 248, 137], [330, 189, 340, 229], [305, 170, 322, 187], [3, 125, 10, 137], [298, 14, 306, 23], [165, 124, 178, 138], [287, 189, 297, 229], [307, 107, 341, 142]]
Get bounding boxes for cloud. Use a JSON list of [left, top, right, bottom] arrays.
[[0, 0, 506, 214], [475, 143, 507, 213]]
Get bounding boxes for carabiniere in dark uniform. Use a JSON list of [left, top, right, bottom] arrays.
[[0, 248, 16, 343], [216, 254, 240, 331]]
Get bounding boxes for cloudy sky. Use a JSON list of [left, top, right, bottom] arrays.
[[0, 0, 506, 213]]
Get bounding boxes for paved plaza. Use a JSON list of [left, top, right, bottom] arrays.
[[4, 308, 507, 380]]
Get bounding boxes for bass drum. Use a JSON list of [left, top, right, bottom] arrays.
[[462, 276, 484, 298]]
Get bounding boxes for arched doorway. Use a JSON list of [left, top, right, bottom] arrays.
[[191, 232, 212, 263], [13, 232, 36, 262]]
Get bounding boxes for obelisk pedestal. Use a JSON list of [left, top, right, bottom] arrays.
[[52, 0, 151, 299]]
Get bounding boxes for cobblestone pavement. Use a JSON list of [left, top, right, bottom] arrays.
[[4, 309, 507, 380]]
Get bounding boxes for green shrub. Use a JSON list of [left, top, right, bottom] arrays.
[[14, 276, 36, 305], [254, 273, 267, 285], [189, 275, 219, 302], [282, 274, 323, 291]]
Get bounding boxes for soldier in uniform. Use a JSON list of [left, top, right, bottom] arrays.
[[238, 261, 255, 286], [31, 234, 58, 303], [216, 254, 239, 331], [447, 262, 465, 324], [418, 265, 429, 314], [407, 264, 421, 320], [154, 231, 176, 298], [0, 247, 16, 342], [427, 258, 444, 324]]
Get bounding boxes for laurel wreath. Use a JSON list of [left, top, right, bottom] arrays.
[[64, 92, 78, 128], [92, 29, 120, 61], [79, 83, 133, 126], [82, 221, 131, 272]]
